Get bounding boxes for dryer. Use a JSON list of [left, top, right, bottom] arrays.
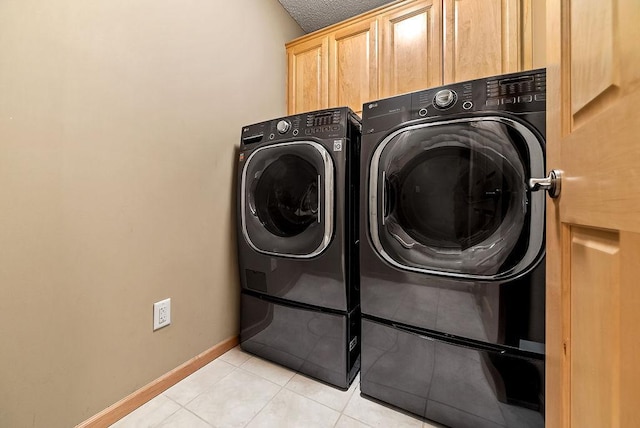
[[238, 107, 361, 389], [359, 70, 546, 427]]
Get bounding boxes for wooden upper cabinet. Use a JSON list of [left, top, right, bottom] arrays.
[[443, 0, 532, 83], [286, 0, 538, 114], [379, 0, 443, 98], [328, 19, 378, 115], [287, 36, 329, 115]]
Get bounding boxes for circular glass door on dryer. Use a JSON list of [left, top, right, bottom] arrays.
[[242, 141, 334, 258], [369, 117, 545, 279]]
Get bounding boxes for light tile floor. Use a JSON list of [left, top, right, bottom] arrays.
[[111, 346, 443, 428]]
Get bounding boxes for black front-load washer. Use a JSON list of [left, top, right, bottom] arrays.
[[237, 107, 361, 389], [359, 69, 547, 427]]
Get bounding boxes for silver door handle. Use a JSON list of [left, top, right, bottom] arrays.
[[381, 170, 387, 226], [248, 187, 258, 216], [528, 169, 563, 198], [317, 174, 321, 223]]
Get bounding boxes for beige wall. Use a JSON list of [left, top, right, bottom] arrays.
[[0, 1, 302, 427]]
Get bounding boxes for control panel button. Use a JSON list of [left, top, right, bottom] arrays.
[[276, 120, 291, 134], [462, 101, 473, 110], [518, 95, 533, 103], [269, 133, 275, 140], [434, 89, 457, 109], [486, 99, 500, 107], [418, 108, 428, 117], [292, 129, 299, 136], [502, 97, 516, 104], [534, 94, 546, 101]]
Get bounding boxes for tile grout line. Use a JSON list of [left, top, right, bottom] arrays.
[[238, 356, 296, 388], [182, 360, 285, 427], [336, 385, 366, 427], [192, 364, 240, 406], [230, 363, 296, 427], [172, 362, 241, 410], [246, 386, 343, 428], [283, 373, 359, 414], [232, 359, 354, 428], [287, 387, 343, 418], [238, 355, 295, 427], [241, 381, 285, 427], [150, 363, 240, 427], [181, 406, 217, 428], [234, 353, 371, 427], [144, 396, 182, 428]]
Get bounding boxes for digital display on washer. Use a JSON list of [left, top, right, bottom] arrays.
[[498, 75, 535, 86], [312, 113, 333, 126], [307, 111, 341, 127]]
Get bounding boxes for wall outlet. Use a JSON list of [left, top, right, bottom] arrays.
[[153, 298, 171, 331]]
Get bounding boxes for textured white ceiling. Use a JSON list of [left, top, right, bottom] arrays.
[[278, 0, 396, 33]]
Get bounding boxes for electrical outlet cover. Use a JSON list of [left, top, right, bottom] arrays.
[[153, 298, 171, 330]]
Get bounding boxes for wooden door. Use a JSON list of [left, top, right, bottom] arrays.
[[328, 19, 378, 116], [378, 0, 442, 98], [443, 0, 531, 84], [545, 0, 640, 427], [287, 36, 329, 114]]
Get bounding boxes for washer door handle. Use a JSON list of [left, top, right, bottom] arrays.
[[248, 179, 259, 216], [317, 174, 321, 223], [529, 169, 563, 198], [248, 196, 257, 216], [381, 170, 387, 225]]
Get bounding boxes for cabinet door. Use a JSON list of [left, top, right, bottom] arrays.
[[545, 0, 640, 426], [378, 0, 443, 98], [328, 19, 378, 115], [287, 36, 329, 114], [443, 0, 530, 84]]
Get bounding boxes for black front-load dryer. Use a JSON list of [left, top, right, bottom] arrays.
[[237, 107, 361, 389], [359, 70, 547, 427]]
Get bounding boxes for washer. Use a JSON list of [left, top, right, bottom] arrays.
[[359, 69, 546, 427], [238, 107, 361, 389]]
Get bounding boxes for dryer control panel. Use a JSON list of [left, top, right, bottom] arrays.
[[362, 69, 546, 134], [410, 68, 546, 120], [485, 72, 546, 107]]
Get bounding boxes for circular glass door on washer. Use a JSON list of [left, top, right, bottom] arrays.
[[237, 107, 362, 390], [360, 69, 547, 428]]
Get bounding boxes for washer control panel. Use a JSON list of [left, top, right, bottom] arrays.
[[304, 109, 343, 136], [241, 108, 354, 146]]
